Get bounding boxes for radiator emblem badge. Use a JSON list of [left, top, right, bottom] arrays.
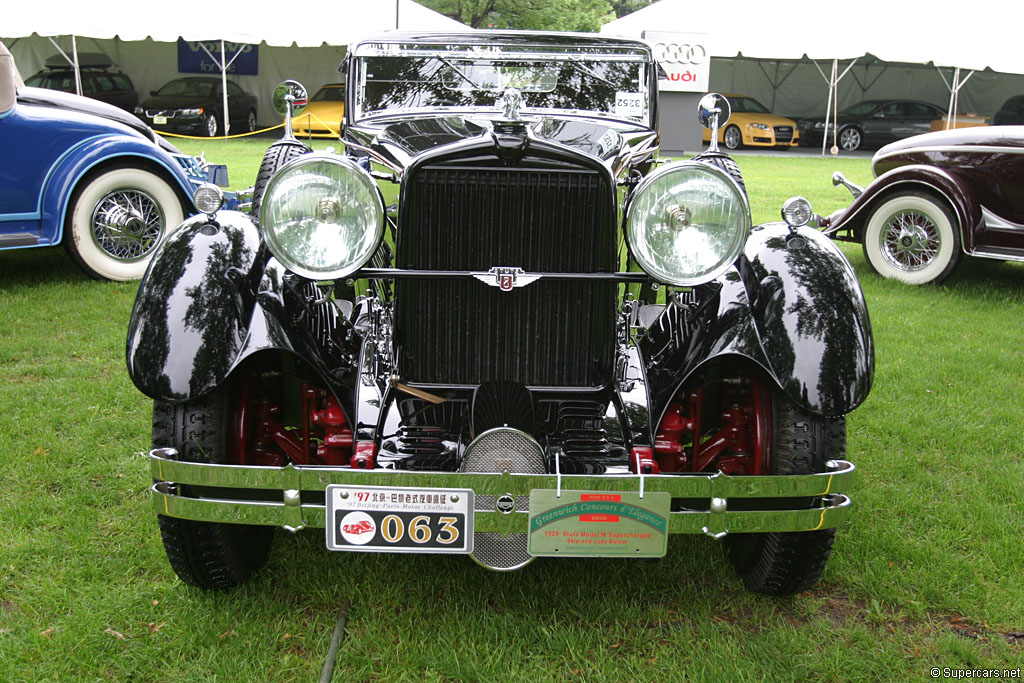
[[472, 266, 541, 292]]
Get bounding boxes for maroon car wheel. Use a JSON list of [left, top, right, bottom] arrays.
[[862, 190, 961, 285]]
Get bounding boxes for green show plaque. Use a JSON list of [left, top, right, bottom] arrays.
[[527, 490, 670, 557]]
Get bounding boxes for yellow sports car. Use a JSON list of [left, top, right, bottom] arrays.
[[703, 94, 799, 149], [291, 83, 345, 138]]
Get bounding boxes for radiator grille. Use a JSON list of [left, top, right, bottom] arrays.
[[774, 126, 794, 143], [395, 163, 616, 387]]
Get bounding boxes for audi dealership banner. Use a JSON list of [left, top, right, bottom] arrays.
[[177, 39, 259, 76], [642, 31, 709, 93]]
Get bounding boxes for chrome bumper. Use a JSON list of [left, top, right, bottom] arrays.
[[149, 448, 854, 538]]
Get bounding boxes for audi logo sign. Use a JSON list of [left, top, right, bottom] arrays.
[[643, 31, 710, 93], [652, 43, 707, 66]]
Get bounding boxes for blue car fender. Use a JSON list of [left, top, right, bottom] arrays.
[[41, 135, 196, 244]]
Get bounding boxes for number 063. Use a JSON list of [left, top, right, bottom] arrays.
[[379, 515, 461, 545]]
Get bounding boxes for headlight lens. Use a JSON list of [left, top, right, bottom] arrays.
[[179, 108, 204, 117], [261, 154, 384, 280], [626, 162, 750, 286], [750, 122, 770, 130]]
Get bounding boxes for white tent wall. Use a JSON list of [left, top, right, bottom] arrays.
[[3, 34, 348, 127], [710, 56, 1024, 121]]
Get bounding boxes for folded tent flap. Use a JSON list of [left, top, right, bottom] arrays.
[[0, 41, 24, 114]]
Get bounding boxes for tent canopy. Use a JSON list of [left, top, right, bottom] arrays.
[[601, 0, 1020, 74], [3, 0, 465, 129], [5, 0, 465, 48]]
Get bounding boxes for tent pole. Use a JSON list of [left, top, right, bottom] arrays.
[[221, 39, 229, 137], [945, 66, 959, 130], [71, 35, 81, 96], [822, 58, 836, 157]]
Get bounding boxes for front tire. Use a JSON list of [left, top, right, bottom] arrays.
[[723, 390, 845, 595], [64, 165, 185, 281], [204, 113, 219, 137], [723, 125, 743, 150], [245, 109, 257, 133], [153, 385, 274, 590], [862, 190, 961, 285]]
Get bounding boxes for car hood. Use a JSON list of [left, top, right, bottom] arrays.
[[346, 114, 659, 171], [731, 112, 796, 127], [17, 86, 181, 154], [871, 125, 1024, 175]]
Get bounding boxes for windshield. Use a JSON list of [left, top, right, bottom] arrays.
[[157, 80, 215, 97], [313, 86, 345, 102], [354, 42, 651, 124], [731, 97, 770, 114], [843, 101, 883, 116]]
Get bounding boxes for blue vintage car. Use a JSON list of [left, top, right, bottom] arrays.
[[1, 41, 207, 281]]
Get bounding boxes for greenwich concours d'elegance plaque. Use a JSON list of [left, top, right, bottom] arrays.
[[527, 490, 671, 557]]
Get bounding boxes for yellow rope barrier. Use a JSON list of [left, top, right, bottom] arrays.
[[156, 123, 286, 140]]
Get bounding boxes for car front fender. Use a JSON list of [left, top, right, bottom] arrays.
[[127, 209, 361, 408], [643, 223, 874, 426], [827, 164, 979, 249], [41, 135, 196, 243]]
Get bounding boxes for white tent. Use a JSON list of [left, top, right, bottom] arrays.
[[3, 0, 465, 130], [603, 0, 1024, 147]]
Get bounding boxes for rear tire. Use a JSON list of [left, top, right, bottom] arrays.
[[153, 387, 273, 590], [723, 390, 845, 595]]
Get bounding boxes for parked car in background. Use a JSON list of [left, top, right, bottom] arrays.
[[135, 77, 258, 137], [1, 41, 216, 281], [823, 125, 1024, 284], [702, 94, 798, 149], [291, 82, 345, 138], [24, 53, 138, 112], [798, 99, 946, 151], [129, 32, 872, 597], [993, 95, 1024, 125]]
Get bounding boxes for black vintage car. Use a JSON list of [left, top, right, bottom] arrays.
[[127, 32, 873, 595], [135, 77, 258, 137]]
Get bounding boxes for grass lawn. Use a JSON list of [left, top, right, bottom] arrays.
[[0, 140, 1021, 681]]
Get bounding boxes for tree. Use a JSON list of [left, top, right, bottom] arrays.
[[419, 0, 618, 32]]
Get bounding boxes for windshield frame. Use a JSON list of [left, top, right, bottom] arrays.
[[349, 39, 655, 128]]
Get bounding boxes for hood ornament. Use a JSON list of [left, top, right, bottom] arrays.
[[499, 87, 523, 120]]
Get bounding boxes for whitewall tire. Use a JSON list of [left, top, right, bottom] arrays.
[[862, 191, 961, 285], [65, 166, 185, 281]]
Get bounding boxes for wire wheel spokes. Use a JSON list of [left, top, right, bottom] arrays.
[[91, 189, 164, 262], [880, 209, 939, 271]]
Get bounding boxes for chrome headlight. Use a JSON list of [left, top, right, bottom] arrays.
[[261, 154, 384, 280], [626, 161, 750, 286]]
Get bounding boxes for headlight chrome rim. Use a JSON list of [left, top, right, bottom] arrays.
[[626, 161, 751, 287], [261, 153, 384, 280]]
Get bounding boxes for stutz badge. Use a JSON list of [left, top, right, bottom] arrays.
[[472, 266, 541, 292]]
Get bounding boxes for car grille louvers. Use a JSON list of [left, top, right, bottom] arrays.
[[394, 160, 617, 388]]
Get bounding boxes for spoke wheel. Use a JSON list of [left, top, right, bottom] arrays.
[[862, 190, 961, 284], [204, 113, 219, 137], [65, 165, 184, 281]]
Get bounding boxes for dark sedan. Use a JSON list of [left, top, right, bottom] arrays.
[[798, 99, 946, 152], [823, 125, 1024, 284], [135, 77, 257, 137]]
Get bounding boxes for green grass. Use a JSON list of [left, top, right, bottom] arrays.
[[1, 145, 1022, 681]]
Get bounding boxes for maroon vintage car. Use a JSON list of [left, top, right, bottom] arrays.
[[823, 126, 1024, 284]]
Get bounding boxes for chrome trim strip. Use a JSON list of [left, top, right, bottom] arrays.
[[149, 449, 855, 536]]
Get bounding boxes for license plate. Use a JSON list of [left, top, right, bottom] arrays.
[[527, 490, 670, 557], [153, 116, 167, 125], [326, 485, 473, 553]]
